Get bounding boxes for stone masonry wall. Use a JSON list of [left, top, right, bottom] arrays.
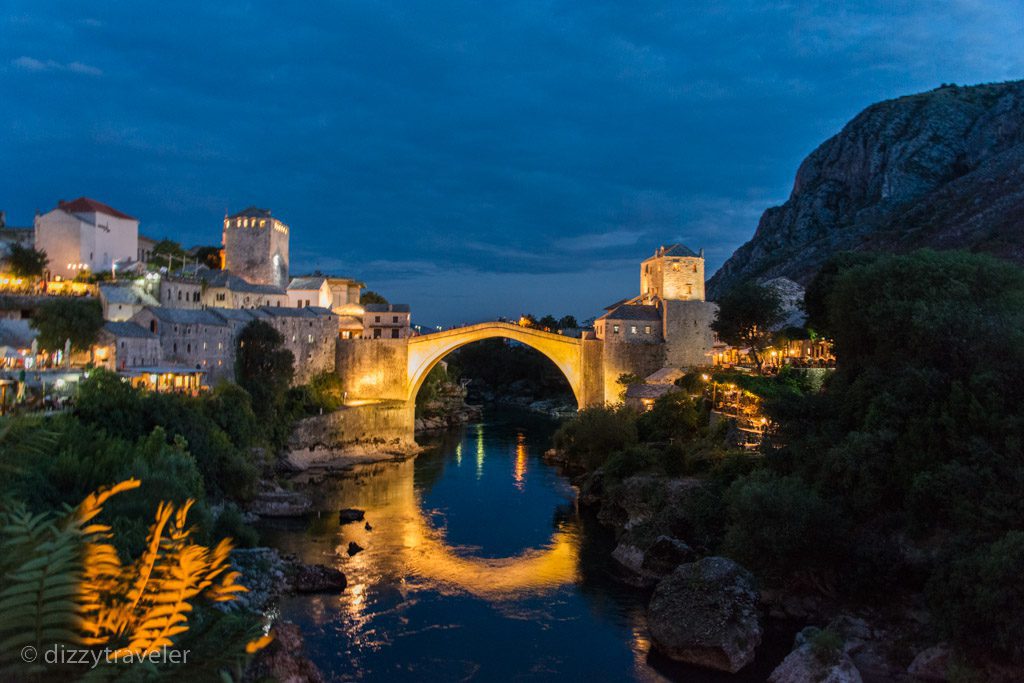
[[602, 337, 665, 403], [663, 300, 718, 368], [335, 338, 409, 401]]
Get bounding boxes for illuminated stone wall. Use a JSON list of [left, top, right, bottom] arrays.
[[662, 300, 718, 368], [223, 214, 290, 288], [640, 254, 705, 301], [601, 335, 665, 403], [335, 338, 410, 401], [289, 400, 415, 457]]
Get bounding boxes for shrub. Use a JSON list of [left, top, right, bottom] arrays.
[[723, 469, 844, 581], [928, 531, 1024, 661], [553, 405, 638, 471]]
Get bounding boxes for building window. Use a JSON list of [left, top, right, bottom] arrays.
[[391, 329, 399, 338], [630, 326, 637, 334], [693, 264, 698, 273], [186, 343, 191, 354], [392, 315, 399, 323], [644, 325, 651, 334], [687, 284, 693, 295], [375, 315, 381, 323], [177, 291, 182, 301], [672, 263, 680, 272], [307, 334, 314, 343], [612, 325, 620, 334], [373, 328, 382, 338]]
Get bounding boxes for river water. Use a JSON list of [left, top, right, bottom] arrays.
[[260, 409, 792, 681]]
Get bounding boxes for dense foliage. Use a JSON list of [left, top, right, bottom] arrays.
[[33, 298, 104, 352], [711, 280, 784, 370], [5, 243, 48, 277], [557, 250, 1024, 666], [360, 290, 388, 304]]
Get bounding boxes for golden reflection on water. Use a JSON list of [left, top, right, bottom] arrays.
[[513, 432, 528, 490], [282, 428, 581, 633]]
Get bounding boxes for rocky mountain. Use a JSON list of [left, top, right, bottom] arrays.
[[707, 80, 1024, 300]]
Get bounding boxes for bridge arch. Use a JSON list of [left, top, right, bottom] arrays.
[[406, 322, 585, 407]]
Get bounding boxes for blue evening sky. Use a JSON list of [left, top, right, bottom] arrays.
[[2, 2, 1022, 324]]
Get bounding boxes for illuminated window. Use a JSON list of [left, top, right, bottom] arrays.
[[630, 326, 637, 334], [260, 219, 266, 227], [644, 325, 651, 334], [672, 263, 680, 272], [613, 325, 620, 334]]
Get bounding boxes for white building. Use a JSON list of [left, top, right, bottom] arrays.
[[34, 197, 139, 278]]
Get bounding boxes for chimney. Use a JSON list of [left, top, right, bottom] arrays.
[[699, 248, 704, 258]]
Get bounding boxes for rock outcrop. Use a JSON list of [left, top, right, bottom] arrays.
[[647, 557, 762, 673], [770, 642, 863, 683], [708, 80, 1024, 299], [244, 621, 325, 683]]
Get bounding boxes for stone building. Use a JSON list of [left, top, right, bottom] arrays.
[[98, 283, 159, 321], [222, 207, 289, 289], [131, 307, 235, 381], [34, 197, 139, 278], [640, 244, 706, 302], [121, 303, 338, 385], [199, 270, 287, 309], [159, 276, 204, 309], [287, 276, 363, 311], [98, 321, 162, 370], [595, 243, 719, 387], [137, 234, 157, 264], [363, 303, 411, 339]]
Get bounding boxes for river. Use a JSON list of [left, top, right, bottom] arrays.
[[259, 409, 793, 681]]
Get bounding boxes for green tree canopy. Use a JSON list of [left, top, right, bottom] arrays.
[[711, 280, 784, 371], [557, 315, 578, 329], [537, 315, 559, 330], [5, 243, 48, 278], [152, 239, 186, 268], [360, 290, 388, 305], [192, 246, 223, 270], [33, 298, 103, 352], [235, 320, 295, 425]]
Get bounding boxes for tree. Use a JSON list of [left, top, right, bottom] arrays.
[[152, 239, 186, 269], [711, 280, 784, 372], [537, 314, 559, 331], [360, 290, 388, 305], [235, 320, 294, 424], [802, 252, 875, 336], [33, 298, 103, 352], [193, 246, 223, 270], [5, 243, 48, 278], [557, 315, 578, 329]]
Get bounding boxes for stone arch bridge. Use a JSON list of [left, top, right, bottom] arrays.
[[336, 321, 606, 409], [325, 320, 662, 446]]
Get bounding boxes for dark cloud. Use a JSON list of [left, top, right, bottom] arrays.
[[2, 1, 1022, 323]]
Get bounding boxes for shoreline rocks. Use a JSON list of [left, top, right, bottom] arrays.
[[647, 557, 762, 673], [244, 621, 325, 683]]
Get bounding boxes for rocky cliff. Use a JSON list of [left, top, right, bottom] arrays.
[[707, 80, 1024, 299]]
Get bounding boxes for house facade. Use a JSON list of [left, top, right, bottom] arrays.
[[34, 197, 139, 277]]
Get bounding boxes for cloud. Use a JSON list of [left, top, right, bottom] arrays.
[[553, 229, 647, 252], [12, 56, 102, 76]]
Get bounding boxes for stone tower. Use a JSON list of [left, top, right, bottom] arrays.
[[640, 244, 705, 303], [642, 244, 718, 368], [222, 207, 289, 289]]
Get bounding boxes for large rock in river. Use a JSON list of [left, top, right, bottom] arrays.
[[647, 557, 762, 673], [769, 642, 863, 683]]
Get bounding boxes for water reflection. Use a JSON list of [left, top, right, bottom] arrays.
[[262, 411, 792, 681]]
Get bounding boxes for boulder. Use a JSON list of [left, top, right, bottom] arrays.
[[641, 536, 697, 578], [338, 508, 365, 524], [647, 557, 762, 673], [612, 534, 696, 587], [347, 541, 364, 556], [769, 642, 863, 683], [908, 644, 951, 681], [250, 489, 312, 518], [243, 621, 325, 683], [292, 563, 347, 594]]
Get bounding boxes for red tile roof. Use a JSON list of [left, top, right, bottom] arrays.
[[58, 197, 136, 220]]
